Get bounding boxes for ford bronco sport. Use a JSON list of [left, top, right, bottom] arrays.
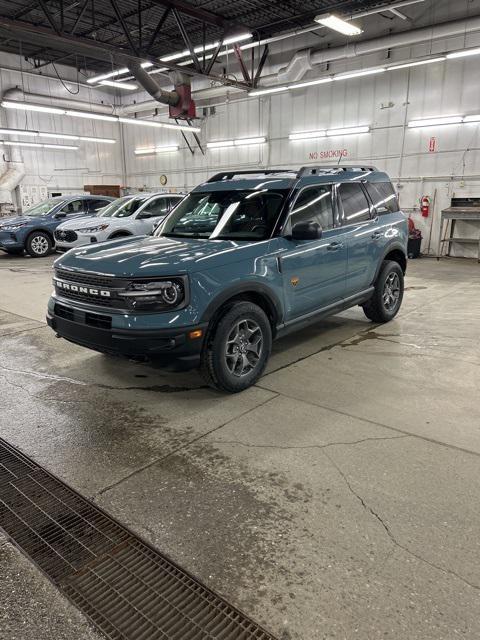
[[47, 166, 407, 392]]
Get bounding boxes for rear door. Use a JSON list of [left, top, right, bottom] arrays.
[[279, 184, 347, 321], [337, 182, 378, 296], [363, 180, 402, 264]]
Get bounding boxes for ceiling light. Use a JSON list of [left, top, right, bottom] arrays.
[[1, 140, 78, 150], [408, 116, 463, 128], [206, 140, 235, 148], [289, 130, 326, 141], [315, 13, 363, 36], [40, 132, 79, 140], [79, 136, 116, 143], [0, 128, 38, 137], [65, 109, 118, 122], [135, 145, 179, 155], [326, 126, 370, 136], [249, 86, 289, 97], [223, 32, 253, 45], [234, 137, 266, 146], [100, 80, 138, 90], [1, 100, 64, 115], [87, 61, 153, 84], [446, 47, 480, 59], [1, 101, 200, 133], [388, 56, 446, 70], [334, 68, 385, 81], [289, 77, 333, 90], [463, 115, 480, 123]]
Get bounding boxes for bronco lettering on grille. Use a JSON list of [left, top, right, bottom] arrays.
[[55, 279, 111, 297]]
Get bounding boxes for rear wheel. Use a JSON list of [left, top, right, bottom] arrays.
[[201, 302, 272, 393], [26, 231, 52, 257], [363, 260, 404, 323]]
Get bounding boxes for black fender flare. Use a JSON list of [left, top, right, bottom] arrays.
[[200, 282, 284, 328], [372, 242, 407, 283]]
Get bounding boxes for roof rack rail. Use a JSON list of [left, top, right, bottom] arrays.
[[207, 169, 296, 182], [297, 165, 378, 177]]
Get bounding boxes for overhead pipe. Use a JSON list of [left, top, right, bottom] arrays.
[[0, 162, 26, 210]]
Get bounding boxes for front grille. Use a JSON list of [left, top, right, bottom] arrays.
[[55, 230, 78, 242], [55, 269, 119, 289], [56, 289, 116, 308], [0, 438, 277, 640]]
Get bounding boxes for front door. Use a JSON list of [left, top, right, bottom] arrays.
[[134, 196, 170, 234], [279, 184, 347, 322]]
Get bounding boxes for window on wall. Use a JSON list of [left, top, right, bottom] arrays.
[[291, 186, 334, 229], [338, 183, 371, 224], [364, 182, 399, 215]]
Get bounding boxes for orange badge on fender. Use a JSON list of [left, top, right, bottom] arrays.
[[291, 276, 299, 287]]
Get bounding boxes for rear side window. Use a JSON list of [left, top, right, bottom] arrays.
[[364, 182, 399, 215], [291, 186, 334, 230], [338, 183, 371, 224]]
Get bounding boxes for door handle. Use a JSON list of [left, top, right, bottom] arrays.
[[327, 241, 344, 251], [371, 231, 383, 240]]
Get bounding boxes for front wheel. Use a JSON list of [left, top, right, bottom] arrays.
[[201, 302, 272, 393], [25, 231, 53, 257], [362, 260, 404, 323]]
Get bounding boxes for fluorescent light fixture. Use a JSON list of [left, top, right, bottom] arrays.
[[206, 140, 234, 149], [1, 140, 78, 150], [326, 126, 370, 136], [100, 80, 138, 90], [1, 100, 64, 115], [0, 128, 38, 137], [65, 109, 118, 122], [1, 101, 199, 133], [463, 114, 480, 123], [234, 136, 266, 146], [289, 130, 326, 140], [223, 32, 253, 45], [408, 116, 463, 128], [315, 13, 363, 36], [249, 86, 289, 97], [135, 145, 179, 155], [87, 61, 153, 84], [388, 56, 446, 70], [446, 47, 480, 59], [0, 126, 116, 144], [334, 68, 385, 81], [289, 77, 333, 90]]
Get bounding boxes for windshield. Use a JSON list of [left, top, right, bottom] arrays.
[[24, 198, 66, 217], [98, 195, 149, 218], [158, 189, 288, 240]]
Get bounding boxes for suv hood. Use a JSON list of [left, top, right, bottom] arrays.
[[0, 215, 36, 228], [56, 235, 270, 277]]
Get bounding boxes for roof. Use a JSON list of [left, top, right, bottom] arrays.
[[196, 167, 392, 192]]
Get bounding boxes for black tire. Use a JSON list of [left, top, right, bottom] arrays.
[[363, 260, 404, 323], [201, 301, 272, 393], [5, 248, 23, 255], [25, 231, 53, 257]]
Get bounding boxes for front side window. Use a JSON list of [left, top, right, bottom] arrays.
[[59, 199, 85, 215], [159, 189, 288, 240], [99, 196, 148, 218], [290, 186, 334, 230], [138, 197, 169, 218], [364, 182, 399, 215], [24, 198, 66, 217], [89, 199, 110, 213], [338, 183, 371, 224]]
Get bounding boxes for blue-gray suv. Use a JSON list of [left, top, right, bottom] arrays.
[[0, 195, 113, 257], [47, 167, 407, 392]]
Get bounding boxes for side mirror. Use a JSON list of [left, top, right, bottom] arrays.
[[54, 212, 67, 219], [291, 221, 322, 241]]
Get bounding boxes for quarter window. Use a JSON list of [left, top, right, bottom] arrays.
[[364, 182, 399, 215], [291, 186, 334, 230], [338, 183, 371, 224]]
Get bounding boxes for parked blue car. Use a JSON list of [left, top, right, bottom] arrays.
[[48, 166, 408, 392], [0, 195, 113, 257]]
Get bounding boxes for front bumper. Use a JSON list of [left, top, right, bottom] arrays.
[[47, 301, 207, 366], [55, 233, 101, 250], [0, 231, 24, 250]]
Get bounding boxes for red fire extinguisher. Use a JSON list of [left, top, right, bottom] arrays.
[[420, 195, 431, 218]]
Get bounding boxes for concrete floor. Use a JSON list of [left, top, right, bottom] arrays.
[[0, 252, 479, 640]]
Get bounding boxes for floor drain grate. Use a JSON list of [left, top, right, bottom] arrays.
[[0, 438, 277, 640]]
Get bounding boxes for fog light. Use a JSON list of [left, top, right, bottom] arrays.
[[189, 329, 203, 340]]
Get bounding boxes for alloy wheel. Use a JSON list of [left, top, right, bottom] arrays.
[[31, 235, 49, 256], [225, 319, 263, 377], [383, 272, 401, 311]]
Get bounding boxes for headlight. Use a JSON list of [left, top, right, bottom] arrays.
[[77, 223, 110, 233], [1, 224, 25, 231], [120, 278, 186, 311]]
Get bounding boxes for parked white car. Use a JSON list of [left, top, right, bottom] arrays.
[[54, 192, 184, 251]]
